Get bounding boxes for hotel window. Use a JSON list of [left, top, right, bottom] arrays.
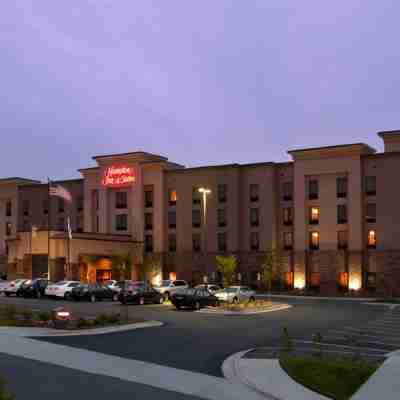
[[367, 230, 376, 249], [23, 220, 30, 231], [366, 203, 376, 223], [218, 209, 227, 228], [250, 208, 259, 227], [144, 187, 153, 208], [145, 235, 153, 253], [58, 217, 65, 231], [309, 231, 319, 250], [337, 204, 348, 224], [58, 198, 65, 213], [338, 231, 348, 250], [192, 233, 201, 252], [115, 192, 128, 209], [365, 176, 376, 196], [282, 181, 293, 201], [337, 177, 348, 198], [116, 214, 128, 231], [192, 187, 201, 205], [168, 234, 177, 253], [309, 207, 319, 225], [283, 232, 293, 250], [250, 184, 259, 202], [42, 200, 49, 215], [92, 189, 99, 210], [218, 184, 227, 203], [95, 215, 100, 232], [77, 196, 84, 212], [308, 180, 319, 200], [168, 189, 177, 206], [76, 215, 83, 233], [218, 232, 227, 252], [5, 222, 12, 236], [168, 211, 176, 229], [23, 200, 30, 216], [145, 212, 153, 230], [192, 209, 201, 228], [283, 207, 293, 226], [250, 232, 259, 251], [5, 200, 12, 217]]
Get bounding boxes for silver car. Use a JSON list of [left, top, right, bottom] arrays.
[[215, 286, 256, 303], [154, 280, 188, 298]]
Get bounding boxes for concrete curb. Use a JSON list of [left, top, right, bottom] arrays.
[[199, 304, 292, 316], [257, 294, 378, 302], [0, 320, 163, 337], [363, 302, 399, 309]]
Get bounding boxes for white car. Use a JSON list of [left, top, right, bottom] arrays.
[[215, 286, 256, 303], [45, 281, 81, 299], [154, 280, 188, 298], [4, 279, 28, 296], [0, 280, 9, 294], [105, 280, 135, 294]]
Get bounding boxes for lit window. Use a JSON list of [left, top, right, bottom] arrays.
[[283, 207, 293, 226], [367, 230, 376, 248], [309, 231, 319, 250], [169, 189, 177, 206], [309, 207, 319, 225], [283, 232, 293, 250]]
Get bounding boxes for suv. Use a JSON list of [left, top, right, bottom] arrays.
[[154, 280, 188, 298]]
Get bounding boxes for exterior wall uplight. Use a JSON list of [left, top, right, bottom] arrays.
[[294, 274, 306, 290], [349, 276, 361, 291]]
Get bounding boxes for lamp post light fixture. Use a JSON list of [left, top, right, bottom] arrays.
[[198, 187, 211, 275]]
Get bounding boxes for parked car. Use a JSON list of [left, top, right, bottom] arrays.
[[45, 281, 81, 299], [19, 278, 50, 298], [194, 284, 223, 294], [0, 280, 9, 294], [106, 280, 140, 295], [4, 279, 28, 297], [214, 286, 256, 304], [70, 283, 115, 302], [118, 283, 164, 305], [154, 280, 188, 298], [171, 288, 219, 310]]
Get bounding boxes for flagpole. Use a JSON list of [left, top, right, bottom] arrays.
[[47, 178, 51, 281]]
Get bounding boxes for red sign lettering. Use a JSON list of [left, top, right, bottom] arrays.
[[102, 166, 136, 187]]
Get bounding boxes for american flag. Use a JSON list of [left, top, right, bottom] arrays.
[[49, 184, 72, 202]]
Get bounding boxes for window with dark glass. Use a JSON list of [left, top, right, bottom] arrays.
[[168, 211, 176, 229], [92, 190, 99, 210], [367, 230, 376, 249], [144, 188, 153, 208], [168, 233, 177, 252], [366, 203, 376, 223], [115, 192, 128, 209], [5, 222, 12, 236], [218, 184, 227, 203], [23, 200, 30, 216], [145, 212, 153, 230], [77, 196, 84, 212], [58, 217, 65, 231], [5, 200, 12, 217], [145, 235, 153, 252], [218, 209, 227, 227], [283, 232, 293, 250], [365, 176, 376, 196], [337, 204, 347, 224], [116, 214, 128, 231], [58, 198, 65, 213], [337, 230, 348, 250], [192, 209, 201, 228], [95, 215, 99, 233], [42, 199, 49, 215], [337, 177, 347, 198], [250, 208, 259, 227], [76, 215, 84, 233], [250, 232, 259, 251], [283, 207, 293, 226], [192, 187, 201, 205], [309, 207, 319, 225], [308, 180, 319, 200], [282, 182, 293, 201], [169, 189, 177, 206], [217, 232, 227, 252], [192, 233, 201, 252], [309, 231, 319, 250], [250, 184, 259, 202]]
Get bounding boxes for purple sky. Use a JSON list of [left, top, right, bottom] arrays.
[[1, 1, 400, 181]]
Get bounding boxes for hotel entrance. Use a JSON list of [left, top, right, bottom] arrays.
[[96, 269, 112, 283]]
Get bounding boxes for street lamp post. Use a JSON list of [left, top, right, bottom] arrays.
[[198, 188, 211, 280]]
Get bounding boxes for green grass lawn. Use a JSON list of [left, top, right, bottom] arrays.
[[280, 355, 379, 400]]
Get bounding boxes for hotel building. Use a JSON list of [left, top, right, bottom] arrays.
[[1, 130, 400, 296]]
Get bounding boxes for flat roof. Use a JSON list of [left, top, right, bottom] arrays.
[[377, 130, 400, 138], [287, 142, 376, 154], [0, 177, 40, 185], [92, 151, 168, 161]]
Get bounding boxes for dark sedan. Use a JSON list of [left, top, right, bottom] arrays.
[[19, 278, 50, 298], [70, 283, 115, 302], [171, 288, 219, 310], [118, 284, 164, 305]]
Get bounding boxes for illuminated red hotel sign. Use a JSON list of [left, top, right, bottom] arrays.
[[102, 166, 136, 187]]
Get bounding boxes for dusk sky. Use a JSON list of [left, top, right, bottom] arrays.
[[2, 1, 400, 181]]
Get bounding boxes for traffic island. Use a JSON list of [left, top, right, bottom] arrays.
[[199, 301, 291, 315]]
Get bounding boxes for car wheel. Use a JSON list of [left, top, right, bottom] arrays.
[[113, 293, 118, 302], [5, 293, 10, 297], [195, 301, 201, 311], [249, 296, 255, 303], [139, 297, 145, 305], [64, 292, 71, 301], [90, 294, 96, 303]]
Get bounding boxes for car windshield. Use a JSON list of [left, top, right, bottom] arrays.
[[225, 288, 238, 293], [156, 280, 171, 287], [54, 281, 67, 286], [104, 281, 114, 285]]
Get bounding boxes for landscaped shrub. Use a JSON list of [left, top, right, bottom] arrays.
[[76, 318, 90, 329], [37, 311, 51, 323], [20, 309, 33, 322], [106, 313, 120, 324], [94, 313, 109, 326], [0, 377, 13, 400], [3, 305, 17, 321]]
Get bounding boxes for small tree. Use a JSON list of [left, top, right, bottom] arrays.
[[216, 255, 237, 287], [111, 253, 133, 281], [261, 242, 283, 296], [141, 256, 162, 284]]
